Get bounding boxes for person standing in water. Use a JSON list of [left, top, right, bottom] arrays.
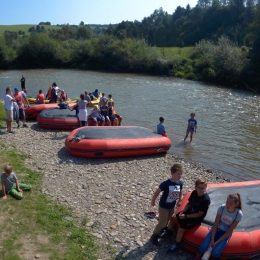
[[184, 113, 197, 142], [20, 75, 25, 91]]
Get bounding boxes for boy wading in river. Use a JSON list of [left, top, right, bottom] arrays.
[[150, 164, 183, 246], [184, 113, 197, 142]]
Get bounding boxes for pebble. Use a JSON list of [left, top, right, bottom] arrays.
[[35, 254, 41, 259], [1, 121, 228, 260]]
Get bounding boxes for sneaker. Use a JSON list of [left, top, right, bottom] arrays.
[[166, 243, 180, 254], [159, 229, 173, 238], [150, 234, 159, 246], [8, 131, 15, 134], [23, 124, 28, 128], [17, 125, 20, 128]]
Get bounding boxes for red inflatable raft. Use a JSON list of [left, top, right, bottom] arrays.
[[37, 108, 105, 130], [25, 103, 76, 120], [65, 126, 172, 158], [177, 180, 260, 259]]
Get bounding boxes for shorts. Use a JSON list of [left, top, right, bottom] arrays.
[[19, 108, 25, 120], [93, 116, 104, 122], [187, 128, 194, 133], [5, 110, 13, 122], [103, 115, 110, 121], [109, 115, 115, 121], [176, 212, 201, 229]]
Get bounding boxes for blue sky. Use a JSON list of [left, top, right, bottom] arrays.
[[0, 0, 197, 25]]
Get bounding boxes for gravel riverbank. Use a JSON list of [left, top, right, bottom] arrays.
[[1, 121, 227, 260]]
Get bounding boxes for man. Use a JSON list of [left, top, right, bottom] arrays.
[[13, 87, 28, 128], [84, 91, 91, 103], [50, 83, 62, 103], [20, 89, 30, 108], [4, 87, 15, 134], [20, 75, 25, 91]]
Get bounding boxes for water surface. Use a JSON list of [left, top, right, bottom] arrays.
[[0, 69, 259, 180]]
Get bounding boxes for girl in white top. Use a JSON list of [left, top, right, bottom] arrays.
[[194, 193, 243, 260], [76, 94, 88, 127]]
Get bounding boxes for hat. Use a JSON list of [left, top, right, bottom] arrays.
[[14, 87, 19, 91]]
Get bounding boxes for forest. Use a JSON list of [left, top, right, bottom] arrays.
[[0, 0, 259, 91]]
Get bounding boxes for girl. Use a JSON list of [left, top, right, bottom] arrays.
[[75, 94, 89, 127], [194, 193, 243, 260]]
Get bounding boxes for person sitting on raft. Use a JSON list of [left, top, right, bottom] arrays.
[[99, 93, 108, 107], [157, 117, 168, 137], [36, 90, 45, 104], [58, 98, 68, 109], [100, 101, 111, 126], [108, 102, 122, 126], [1, 163, 32, 200], [163, 178, 210, 254], [59, 90, 67, 102], [90, 105, 105, 126], [84, 91, 91, 103], [93, 89, 99, 98], [89, 92, 94, 101], [108, 94, 114, 106], [194, 193, 243, 260]]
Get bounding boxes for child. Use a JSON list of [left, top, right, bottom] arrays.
[[157, 117, 167, 137], [150, 164, 183, 246], [58, 99, 68, 109], [90, 105, 105, 126], [184, 113, 197, 142], [194, 193, 243, 260], [100, 102, 111, 126], [1, 164, 32, 200], [163, 178, 210, 254]]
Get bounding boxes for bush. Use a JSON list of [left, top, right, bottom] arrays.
[[186, 72, 197, 80], [202, 67, 216, 79], [174, 71, 185, 78]]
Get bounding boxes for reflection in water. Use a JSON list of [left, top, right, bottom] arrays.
[[0, 69, 259, 180]]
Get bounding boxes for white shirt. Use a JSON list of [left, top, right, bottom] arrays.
[[4, 94, 13, 110], [20, 91, 26, 97]]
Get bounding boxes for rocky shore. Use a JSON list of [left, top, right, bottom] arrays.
[[1, 121, 228, 260]]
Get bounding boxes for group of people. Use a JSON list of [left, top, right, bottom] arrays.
[[157, 113, 197, 142], [150, 164, 243, 259], [4, 86, 30, 133], [68, 91, 122, 127]]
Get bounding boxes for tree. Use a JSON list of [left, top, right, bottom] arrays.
[[80, 21, 84, 26], [76, 26, 93, 40]]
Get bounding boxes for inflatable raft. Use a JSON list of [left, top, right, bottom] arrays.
[[25, 103, 76, 120], [65, 126, 172, 158], [178, 180, 260, 259], [28, 97, 76, 104], [37, 108, 105, 129]]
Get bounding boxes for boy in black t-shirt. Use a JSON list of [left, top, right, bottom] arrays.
[[150, 164, 183, 246], [163, 178, 210, 254]]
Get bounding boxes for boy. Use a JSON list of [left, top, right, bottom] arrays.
[[150, 164, 183, 246], [184, 113, 197, 142], [1, 164, 32, 200], [163, 178, 210, 254], [157, 117, 167, 136], [100, 102, 111, 126]]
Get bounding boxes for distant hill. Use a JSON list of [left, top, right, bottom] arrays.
[[0, 24, 62, 37]]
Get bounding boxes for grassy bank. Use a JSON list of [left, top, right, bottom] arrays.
[[156, 47, 193, 60], [0, 103, 98, 260]]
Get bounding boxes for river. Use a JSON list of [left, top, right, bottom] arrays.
[[0, 69, 259, 181]]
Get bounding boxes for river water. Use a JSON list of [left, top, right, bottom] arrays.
[[0, 69, 259, 180]]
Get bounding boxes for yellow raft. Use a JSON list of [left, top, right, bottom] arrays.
[[28, 95, 101, 107]]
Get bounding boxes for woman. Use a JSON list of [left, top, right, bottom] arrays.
[[194, 193, 243, 260], [77, 94, 88, 126]]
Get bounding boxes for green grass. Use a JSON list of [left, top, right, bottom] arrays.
[[156, 46, 194, 60], [0, 104, 98, 260], [0, 24, 62, 37]]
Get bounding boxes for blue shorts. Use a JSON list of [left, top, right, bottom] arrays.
[[103, 115, 110, 121], [187, 128, 194, 133], [93, 116, 104, 122], [109, 115, 115, 121]]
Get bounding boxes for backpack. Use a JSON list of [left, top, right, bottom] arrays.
[[51, 87, 56, 97]]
